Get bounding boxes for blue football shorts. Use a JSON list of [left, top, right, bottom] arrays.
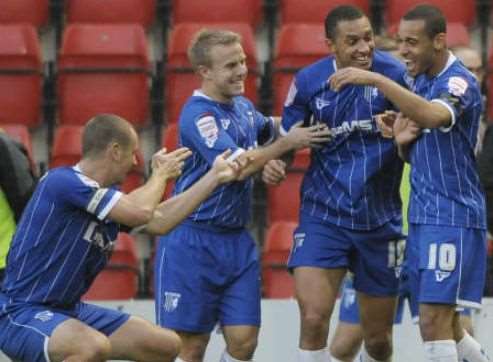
[[288, 214, 405, 297], [406, 223, 487, 308], [155, 222, 261, 333], [0, 301, 129, 362]]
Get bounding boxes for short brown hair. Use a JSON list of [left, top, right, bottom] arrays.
[[82, 114, 134, 158], [187, 29, 242, 69]]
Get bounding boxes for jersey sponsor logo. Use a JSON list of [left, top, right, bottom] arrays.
[[83, 221, 115, 251], [196, 115, 219, 148], [284, 80, 297, 107], [329, 119, 374, 136], [34, 310, 54, 322], [315, 97, 331, 110], [163, 292, 181, 312], [447, 76, 468, 97], [220, 118, 231, 130]]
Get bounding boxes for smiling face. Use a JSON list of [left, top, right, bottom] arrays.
[[330, 16, 375, 70], [199, 42, 247, 102]]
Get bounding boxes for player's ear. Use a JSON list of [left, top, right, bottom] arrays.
[[197, 64, 212, 80], [108, 142, 121, 161], [326, 38, 335, 53], [433, 32, 446, 51]]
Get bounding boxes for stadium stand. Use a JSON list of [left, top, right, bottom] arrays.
[[66, 0, 156, 28], [57, 24, 151, 127], [279, 0, 370, 23], [0, 25, 43, 128], [385, 0, 476, 27], [262, 221, 296, 298], [267, 172, 303, 224], [0, 0, 49, 28], [171, 0, 263, 28]]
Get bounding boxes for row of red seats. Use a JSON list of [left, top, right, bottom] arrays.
[[0, 0, 479, 29], [0, 20, 477, 129]]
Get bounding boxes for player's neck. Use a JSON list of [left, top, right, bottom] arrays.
[[200, 85, 233, 104], [427, 50, 449, 78], [77, 159, 113, 187]]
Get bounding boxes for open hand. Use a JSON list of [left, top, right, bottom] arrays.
[[151, 147, 192, 180], [211, 149, 253, 184], [393, 114, 422, 146], [375, 110, 398, 138], [285, 122, 332, 150]]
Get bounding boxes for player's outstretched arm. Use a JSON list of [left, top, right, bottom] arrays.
[[107, 147, 192, 227], [145, 150, 247, 235], [235, 123, 331, 180], [329, 67, 451, 129]]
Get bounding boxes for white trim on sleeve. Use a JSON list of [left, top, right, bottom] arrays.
[[97, 191, 123, 220], [431, 98, 456, 133]]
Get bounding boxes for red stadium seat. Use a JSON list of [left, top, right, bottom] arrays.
[[0, 0, 49, 28], [386, 0, 476, 27], [273, 23, 328, 114], [267, 171, 303, 224], [172, 0, 263, 28], [0, 25, 43, 128], [66, 0, 156, 28], [0, 124, 35, 165], [280, 0, 370, 24], [165, 22, 258, 124], [262, 221, 296, 298], [83, 233, 139, 300], [58, 24, 150, 127], [50, 125, 83, 168]]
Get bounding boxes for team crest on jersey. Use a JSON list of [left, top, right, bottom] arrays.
[[196, 115, 219, 148], [220, 118, 231, 130], [435, 270, 451, 282], [315, 97, 331, 110], [163, 292, 181, 312], [447, 76, 468, 97], [34, 310, 54, 322], [293, 232, 306, 250]]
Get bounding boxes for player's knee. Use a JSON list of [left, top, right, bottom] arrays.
[[181, 336, 209, 361], [300, 309, 331, 332], [419, 309, 453, 341], [330, 339, 360, 360], [148, 329, 181, 361], [364, 333, 392, 360], [81, 334, 111, 361], [228, 334, 258, 360]]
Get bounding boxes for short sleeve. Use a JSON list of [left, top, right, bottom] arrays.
[[429, 75, 475, 132], [181, 112, 243, 165], [280, 73, 311, 136], [255, 111, 276, 146], [50, 170, 123, 221]]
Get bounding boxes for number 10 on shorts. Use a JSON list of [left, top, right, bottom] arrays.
[[427, 243, 457, 272]]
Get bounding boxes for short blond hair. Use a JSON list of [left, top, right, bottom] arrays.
[[187, 29, 242, 69]]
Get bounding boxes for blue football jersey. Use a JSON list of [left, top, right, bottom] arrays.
[[1, 166, 122, 308], [175, 90, 275, 229], [281, 50, 406, 230], [408, 53, 486, 229]]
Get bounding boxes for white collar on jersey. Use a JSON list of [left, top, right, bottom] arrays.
[[193, 89, 213, 100], [435, 51, 456, 78], [73, 164, 101, 188]]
